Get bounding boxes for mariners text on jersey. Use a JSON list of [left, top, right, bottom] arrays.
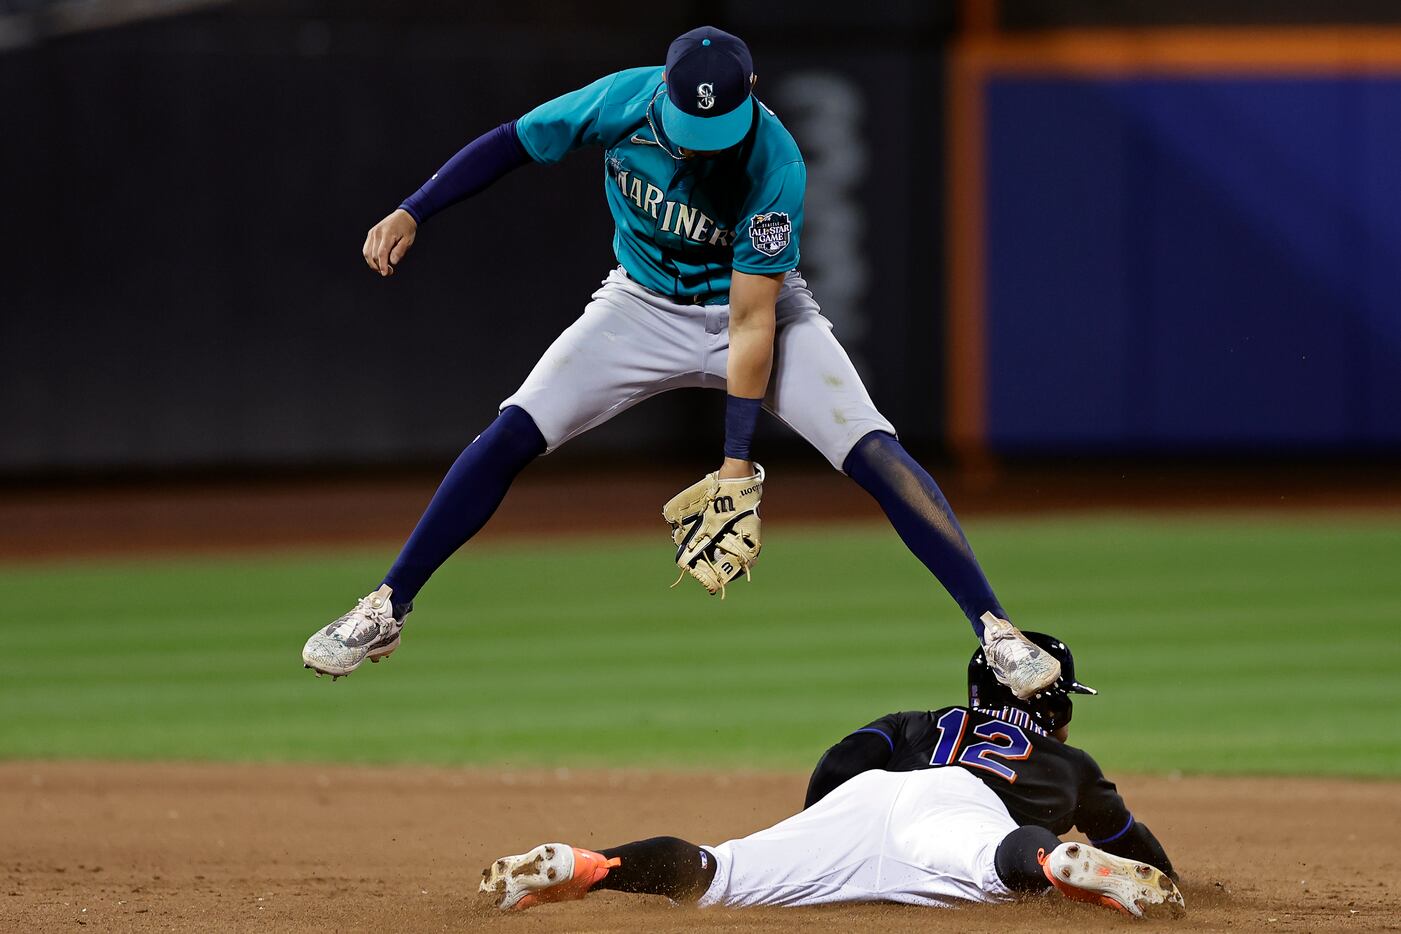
[[516, 66, 806, 305], [612, 162, 739, 248]]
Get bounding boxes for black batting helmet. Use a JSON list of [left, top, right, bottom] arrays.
[[967, 632, 1097, 732]]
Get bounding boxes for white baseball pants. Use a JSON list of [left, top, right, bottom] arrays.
[[501, 268, 895, 470], [697, 767, 1018, 909]]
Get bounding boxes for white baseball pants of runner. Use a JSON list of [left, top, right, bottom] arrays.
[[697, 767, 1018, 908], [501, 268, 896, 470]]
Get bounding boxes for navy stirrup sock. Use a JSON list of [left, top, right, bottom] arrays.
[[596, 837, 717, 902], [381, 406, 545, 606], [843, 431, 1006, 638]]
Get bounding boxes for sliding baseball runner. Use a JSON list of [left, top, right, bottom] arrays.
[[479, 635, 1185, 919]]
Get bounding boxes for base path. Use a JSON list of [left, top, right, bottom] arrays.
[[3, 761, 1396, 932]]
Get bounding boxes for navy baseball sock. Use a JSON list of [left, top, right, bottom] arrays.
[[595, 837, 718, 902], [843, 431, 1006, 638], [994, 825, 1061, 893], [380, 406, 545, 606]]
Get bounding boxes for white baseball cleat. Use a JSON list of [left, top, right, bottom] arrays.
[[1042, 842, 1186, 919], [979, 612, 1062, 699], [479, 843, 620, 911], [301, 585, 408, 679]]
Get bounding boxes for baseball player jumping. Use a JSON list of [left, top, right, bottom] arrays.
[[479, 636, 1185, 918], [301, 26, 1060, 699]]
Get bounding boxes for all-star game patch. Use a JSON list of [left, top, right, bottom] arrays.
[[748, 212, 792, 257]]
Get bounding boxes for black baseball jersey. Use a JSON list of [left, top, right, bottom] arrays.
[[804, 705, 1174, 877]]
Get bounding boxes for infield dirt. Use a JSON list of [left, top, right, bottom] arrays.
[[4, 761, 1398, 933]]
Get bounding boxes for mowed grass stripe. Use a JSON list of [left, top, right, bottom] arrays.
[[0, 516, 1397, 774]]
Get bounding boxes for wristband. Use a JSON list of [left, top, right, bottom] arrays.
[[723, 394, 763, 461]]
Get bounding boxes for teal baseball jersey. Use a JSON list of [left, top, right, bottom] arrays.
[[516, 66, 805, 305]]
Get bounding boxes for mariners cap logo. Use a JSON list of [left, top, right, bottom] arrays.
[[660, 26, 756, 152]]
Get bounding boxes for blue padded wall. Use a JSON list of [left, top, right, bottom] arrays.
[[983, 77, 1401, 451]]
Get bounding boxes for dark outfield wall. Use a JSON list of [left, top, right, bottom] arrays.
[[0, 4, 948, 475]]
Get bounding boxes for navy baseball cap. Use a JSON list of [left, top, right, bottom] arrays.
[[660, 26, 755, 152]]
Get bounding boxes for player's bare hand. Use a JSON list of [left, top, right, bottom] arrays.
[[362, 209, 418, 277]]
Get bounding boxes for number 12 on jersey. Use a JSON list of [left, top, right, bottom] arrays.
[[929, 709, 1033, 782]]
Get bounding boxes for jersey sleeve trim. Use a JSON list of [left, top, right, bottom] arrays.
[[849, 727, 894, 753], [730, 260, 798, 274], [1089, 812, 1135, 845]]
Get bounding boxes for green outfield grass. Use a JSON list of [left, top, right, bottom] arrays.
[[1, 514, 1398, 777]]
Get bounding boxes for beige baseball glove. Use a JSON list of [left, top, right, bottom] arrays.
[[662, 464, 764, 598]]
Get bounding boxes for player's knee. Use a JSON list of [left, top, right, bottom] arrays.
[[488, 405, 547, 461], [640, 835, 699, 855], [841, 429, 899, 476]]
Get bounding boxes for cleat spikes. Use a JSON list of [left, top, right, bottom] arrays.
[[1044, 842, 1185, 919], [479, 843, 616, 912]]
